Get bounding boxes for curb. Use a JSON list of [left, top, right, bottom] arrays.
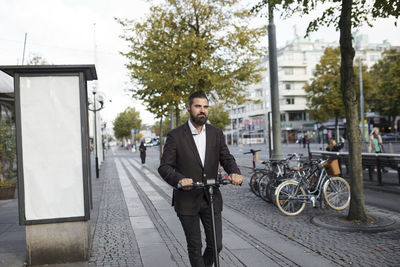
[[363, 182, 400, 195], [311, 212, 400, 233]]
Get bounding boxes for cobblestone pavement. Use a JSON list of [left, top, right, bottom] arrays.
[[140, 145, 400, 267], [106, 148, 336, 267], [121, 156, 307, 267], [88, 156, 142, 266]]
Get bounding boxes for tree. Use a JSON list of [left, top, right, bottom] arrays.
[[208, 103, 231, 131], [117, 0, 267, 123], [152, 117, 173, 137], [305, 47, 344, 131], [135, 133, 143, 141], [253, 0, 399, 221], [304, 46, 373, 136], [0, 121, 16, 183], [26, 53, 48, 65], [152, 103, 230, 135], [113, 107, 142, 140], [369, 49, 400, 122]]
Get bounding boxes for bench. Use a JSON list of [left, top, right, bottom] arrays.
[[310, 151, 400, 186]]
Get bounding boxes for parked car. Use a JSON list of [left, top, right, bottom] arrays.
[[141, 136, 160, 147]]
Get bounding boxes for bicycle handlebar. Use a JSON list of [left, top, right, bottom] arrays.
[[243, 149, 261, 155], [177, 178, 234, 190]]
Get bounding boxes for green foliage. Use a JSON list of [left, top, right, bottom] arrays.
[[304, 47, 343, 123], [152, 117, 172, 137], [208, 103, 231, 131], [113, 107, 142, 140], [27, 53, 48, 65], [0, 179, 17, 188], [117, 0, 267, 119], [369, 49, 400, 119], [135, 133, 143, 141], [180, 111, 190, 125], [152, 111, 184, 136], [0, 121, 16, 183], [152, 103, 230, 135], [304, 47, 372, 123], [252, 1, 399, 36]]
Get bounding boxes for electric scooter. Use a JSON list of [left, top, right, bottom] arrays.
[[177, 176, 234, 267]]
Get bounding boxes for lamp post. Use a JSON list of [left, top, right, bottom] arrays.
[[359, 56, 365, 142], [89, 89, 104, 178], [268, 3, 283, 160]]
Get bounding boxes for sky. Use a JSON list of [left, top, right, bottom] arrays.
[[1, 0, 399, 131]]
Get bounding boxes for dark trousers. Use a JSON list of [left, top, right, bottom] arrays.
[[178, 197, 223, 267], [140, 152, 146, 164]]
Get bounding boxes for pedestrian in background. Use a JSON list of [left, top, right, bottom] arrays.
[[368, 127, 386, 172], [368, 127, 384, 153], [139, 140, 146, 164], [158, 91, 242, 267], [302, 136, 307, 148], [326, 137, 345, 152]]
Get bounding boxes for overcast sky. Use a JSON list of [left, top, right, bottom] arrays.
[[1, 0, 399, 129]]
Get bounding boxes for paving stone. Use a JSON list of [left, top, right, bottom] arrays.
[[141, 145, 400, 267], [88, 155, 142, 267]]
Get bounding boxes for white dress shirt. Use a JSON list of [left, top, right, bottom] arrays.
[[188, 120, 206, 166]]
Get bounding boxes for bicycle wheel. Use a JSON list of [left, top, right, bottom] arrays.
[[258, 174, 272, 202], [275, 180, 306, 216], [323, 176, 350, 210], [249, 172, 261, 196]]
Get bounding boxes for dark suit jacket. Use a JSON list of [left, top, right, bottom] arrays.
[[158, 122, 241, 215]]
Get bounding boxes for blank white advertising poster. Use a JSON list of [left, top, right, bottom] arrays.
[[20, 76, 84, 220]]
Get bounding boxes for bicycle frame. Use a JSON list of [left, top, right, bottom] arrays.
[[289, 162, 331, 205], [275, 158, 350, 215]]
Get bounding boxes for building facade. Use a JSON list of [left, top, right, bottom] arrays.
[[224, 35, 393, 145]]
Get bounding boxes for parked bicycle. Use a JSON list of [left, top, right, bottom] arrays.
[[258, 153, 303, 203], [244, 149, 267, 196], [274, 158, 351, 216]]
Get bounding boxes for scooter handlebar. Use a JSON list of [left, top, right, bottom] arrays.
[[176, 178, 234, 190]]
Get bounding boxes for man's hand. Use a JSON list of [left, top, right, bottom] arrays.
[[179, 178, 193, 190], [229, 173, 242, 186]]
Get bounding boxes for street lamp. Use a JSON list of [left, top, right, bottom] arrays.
[[89, 88, 104, 178]]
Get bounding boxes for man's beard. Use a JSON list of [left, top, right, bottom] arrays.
[[189, 111, 208, 126]]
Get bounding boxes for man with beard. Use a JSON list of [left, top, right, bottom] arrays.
[[158, 91, 242, 267]]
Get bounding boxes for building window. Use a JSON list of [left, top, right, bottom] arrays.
[[285, 83, 292, 90], [284, 68, 294, 75], [286, 98, 295, 105], [280, 113, 286, 122], [288, 112, 305, 121], [255, 89, 262, 97]]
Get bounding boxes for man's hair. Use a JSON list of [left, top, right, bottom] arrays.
[[188, 91, 209, 107]]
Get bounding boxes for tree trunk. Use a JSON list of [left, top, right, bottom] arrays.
[[0, 160, 4, 182], [175, 107, 180, 127], [339, 0, 368, 221]]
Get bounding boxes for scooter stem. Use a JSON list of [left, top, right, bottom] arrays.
[[208, 185, 219, 267]]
